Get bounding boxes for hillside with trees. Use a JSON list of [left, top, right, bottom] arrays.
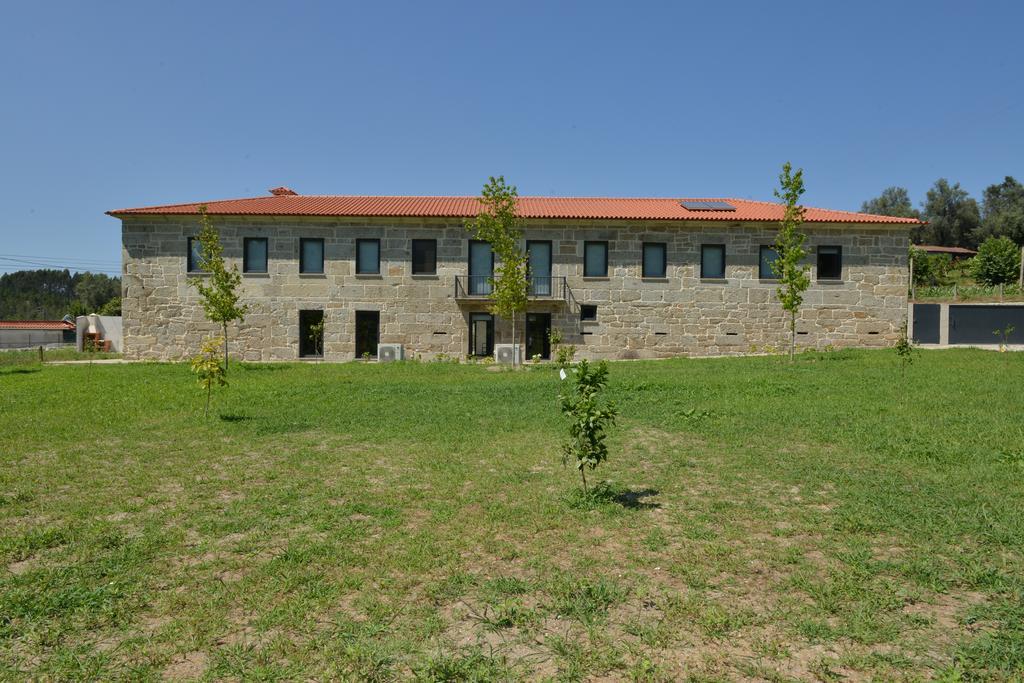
[[0, 269, 121, 320], [862, 176, 1024, 249]]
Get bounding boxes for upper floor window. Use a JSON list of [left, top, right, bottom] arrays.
[[187, 237, 205, 273], [701, 244, 726, 279], [412, 239, 437, 275], [584, 241, 608, 277], [817, 245, 842, 280], [244, 237, 268, 273], [759, 245, 779, 279], [300, 238, 324, 274], [356, 238, 380, 275], [642, 242, 667, 278]]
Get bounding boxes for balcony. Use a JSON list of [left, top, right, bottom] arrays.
[[454, 276, 571, 303]]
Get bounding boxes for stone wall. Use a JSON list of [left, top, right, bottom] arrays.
[[120, 215, 910, 361]]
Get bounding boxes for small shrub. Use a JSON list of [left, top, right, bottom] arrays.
[[558, 359, 618, 493], [554, 344, 577, 368], [191, 336, 227, 418], [972, 237, 1021, 286], [894, 322, 916, 377]]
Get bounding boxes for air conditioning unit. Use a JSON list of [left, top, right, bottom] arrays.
[[494, 344, 521, 365], [377, 344, 404, 362]]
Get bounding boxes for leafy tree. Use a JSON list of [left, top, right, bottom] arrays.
[[558, 359, 617, 493], [465, 176, 529, 366], [975, 176, 1024, 245], [189, 206, 248, 371], [909, 246, 953, 286], [771, 162, 810, 363], [74, 272, 121, 313], [191, 336, 227, 418], [98, 296, 122, 316], [971, 236, 1021, 285], [861, 187, 920, 219], [921, 179, 981, 248]]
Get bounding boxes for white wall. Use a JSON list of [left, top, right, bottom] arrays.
[[76, 315, 123, 352]]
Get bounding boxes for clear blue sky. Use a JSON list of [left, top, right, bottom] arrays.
[[1, 0, 1022, 276]]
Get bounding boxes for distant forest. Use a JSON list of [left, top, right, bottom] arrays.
[[862, 176, 1024, 249], [0, 269, 121, 320]]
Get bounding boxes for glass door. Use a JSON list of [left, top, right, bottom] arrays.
[[525, 313, 551, 360], [469, 313, 494, 356], [355, 311, 379, 358], [468, 241, 493, 295], [527, 241, 552, 296]]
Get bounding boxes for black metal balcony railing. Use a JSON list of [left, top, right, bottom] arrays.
[[455, 276, 570, 302]]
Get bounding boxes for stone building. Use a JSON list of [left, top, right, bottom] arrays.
[[109, 188, 919, 362]]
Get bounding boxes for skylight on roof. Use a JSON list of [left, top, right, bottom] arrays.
[[680, 201, 736, 211]]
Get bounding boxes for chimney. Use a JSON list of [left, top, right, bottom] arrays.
[[269, 186, 298, 196]]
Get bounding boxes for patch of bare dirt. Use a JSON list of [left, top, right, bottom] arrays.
[[162, 650, 207, 680]]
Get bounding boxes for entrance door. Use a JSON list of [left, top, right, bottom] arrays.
[[355, 311, 380, 358], [299, 310, 324, 358], [525, 313, 551, 360], [469, 313, 494, 356], [468, 240, 493, 295], [527, 241, 552, 296]]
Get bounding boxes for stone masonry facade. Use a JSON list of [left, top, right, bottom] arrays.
[[120, 215, 910, 361]]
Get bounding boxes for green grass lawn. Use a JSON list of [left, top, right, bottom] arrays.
[[1, 350, 1022, 681]]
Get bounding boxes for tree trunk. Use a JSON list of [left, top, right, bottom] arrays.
[[789, 310, 796, 363], [205, 383, 211, 418], [222, 321, 229, 373], [581, 467, 588, 494], [512, 312, 517, 367]]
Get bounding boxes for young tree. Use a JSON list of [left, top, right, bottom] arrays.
[[558, 359, 617, 493], [191, 336, 227, 418], [189, 206, 248, 371], [308, 317, 325, 358], [771, 162, 810, 363], [465, 176, 529, 366]]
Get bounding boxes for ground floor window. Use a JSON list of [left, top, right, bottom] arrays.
[[817, 245, 843, 280], [759, 245, 779, 279], [299, 310, 324, 358], [469, 313, 494, 356]]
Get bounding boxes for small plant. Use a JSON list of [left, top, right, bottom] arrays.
[[531, 353, 542, 363], [894, 323, 916, 377], [554, 344, 577, 368], [549, 328, 576, 368], [191, 336, 227, 418], [993, 324, 1015, 353], [558, 359, 618, 493], [308, 318, 325, 358], [361, 351, 372, 361]]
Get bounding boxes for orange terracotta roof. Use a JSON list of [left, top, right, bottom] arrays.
[[0, 320, 74, 330], [108, 192, 922, 225]]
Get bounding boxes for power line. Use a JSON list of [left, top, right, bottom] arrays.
[[0, 253, 122, 266], [0, 257, 121, 275]]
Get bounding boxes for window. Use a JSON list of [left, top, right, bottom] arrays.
[[817, 245, 842, 280], [187, 237, 204, 273], [300, 238, 324, 274], [584, 241, 608, 277], [244, 237, 268, 273], [701, 244, 726, 279], [580, 304, 598, 322], [411, 239, 437, 275], [356, 239, 380, 275], [759, 246, 779, 279], [642, 242, 667, 278]]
